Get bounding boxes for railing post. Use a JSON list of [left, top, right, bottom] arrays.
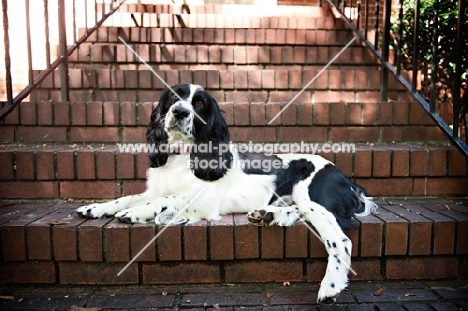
[[395, 0, 404, 74], [373, 0, 380, 50], [411, 0, 421, 92], [452, 0, 465, 138], [58, 0, 70, 102], [380, 0, 391, 101], [2, 0, 13, 104], [429, 0, 439, 113], [25, 0, 33, 85]]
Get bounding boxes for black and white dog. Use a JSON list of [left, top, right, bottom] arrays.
[[76, 84, 377, 303]]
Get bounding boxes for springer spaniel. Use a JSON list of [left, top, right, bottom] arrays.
[[76, 84, 377, 303]]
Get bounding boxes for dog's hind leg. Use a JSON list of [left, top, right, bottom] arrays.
[[292, 183, 352, 304]]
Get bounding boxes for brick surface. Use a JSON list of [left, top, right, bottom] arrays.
[[234, 213, 259, 259], [36, 150, 55, 180], [76, 151, 96, 180], [53, 208, 87, 261], [0, 261, 56, 283], [15, 150, 35, 180], [79, 218, 111, 262], [421, 203, 468, 254], [393, 206, 432, 255], [0, 150, 14, 180], [158, 224, 182, 261], [377, 206, 409, 255], [358, 214, 383, 257], [209, 215, 234, 260], [143, 262, 220, 284], [1, 205, 55, 261], [17, 127, 67, 142], [184, 220, 208, 260], [402, 204, 455, 255], [20, 102, 36, 125], [285, 224, 308, 258], [349, 259, 382, 281], [116, 152, 135, 179], [60, 262, 138, 284], [60, 181, 120, 199], [27, 208, 75, 260], [131, 223, 156, 262], [105, 219, 130, 262], [392, 149, 410, 176], [386, 257, 458, 279], [225, 261, 303, 283], [0, 181, 59, 199], [261, 225, 284, 259], [372, 149, 391, 177]]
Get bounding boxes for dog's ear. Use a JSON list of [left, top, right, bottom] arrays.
[[190, 91, 233, 181], [146, 91, 170, 168]]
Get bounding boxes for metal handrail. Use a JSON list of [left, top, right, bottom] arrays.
[[326, 0, 468, 156], [0, 0, 127, 122]]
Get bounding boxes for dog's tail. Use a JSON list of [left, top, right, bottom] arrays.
[[352, 185, 378, 217]]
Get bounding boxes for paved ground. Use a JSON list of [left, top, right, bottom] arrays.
[[0, 280, 467, 310]]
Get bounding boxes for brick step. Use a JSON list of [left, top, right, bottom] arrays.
[[100, 3, 327, 16], [0, 143, 466, 198], [101, 12, 340, 29], [30, 68, 406, 103], [0, 198, 467, 285], [1, 100, 447, 143], [83, 26, 353, 45], [69, 43, 378, 68]]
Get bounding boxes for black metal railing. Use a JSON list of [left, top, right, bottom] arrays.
[[0, 0, 126, 122], [327, 0, 468, 156]]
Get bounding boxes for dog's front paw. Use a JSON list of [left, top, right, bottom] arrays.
[[76, 204, 113, 219], [247, 209, 275, 226], [115, 208, 154, 224]]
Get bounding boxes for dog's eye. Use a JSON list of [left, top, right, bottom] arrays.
[[195, 101, 204, 108]]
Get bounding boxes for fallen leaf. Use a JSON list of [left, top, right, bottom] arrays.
[[444, 205, 451, 210], [17, 298, 23, 303], [0, 296, 14, 300], [283, 281, 290, 286], [0, 201, 14, 208], [266, 293, 273, 299], [404, 293, 416, 297], [373, 288, 384, 296]]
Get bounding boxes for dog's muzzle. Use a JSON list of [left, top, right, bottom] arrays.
[[172, 105, 191, 120]]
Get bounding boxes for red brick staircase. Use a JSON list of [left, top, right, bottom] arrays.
[[0, 2, 467, 287]]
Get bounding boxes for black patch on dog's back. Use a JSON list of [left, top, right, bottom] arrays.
[[308, 163, 363, 229], [269, 158, 315, 204]]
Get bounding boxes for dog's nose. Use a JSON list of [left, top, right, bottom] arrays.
[[172, 105, 190, 120]]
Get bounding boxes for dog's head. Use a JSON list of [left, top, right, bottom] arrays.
[[146, 84, 232, 181]]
